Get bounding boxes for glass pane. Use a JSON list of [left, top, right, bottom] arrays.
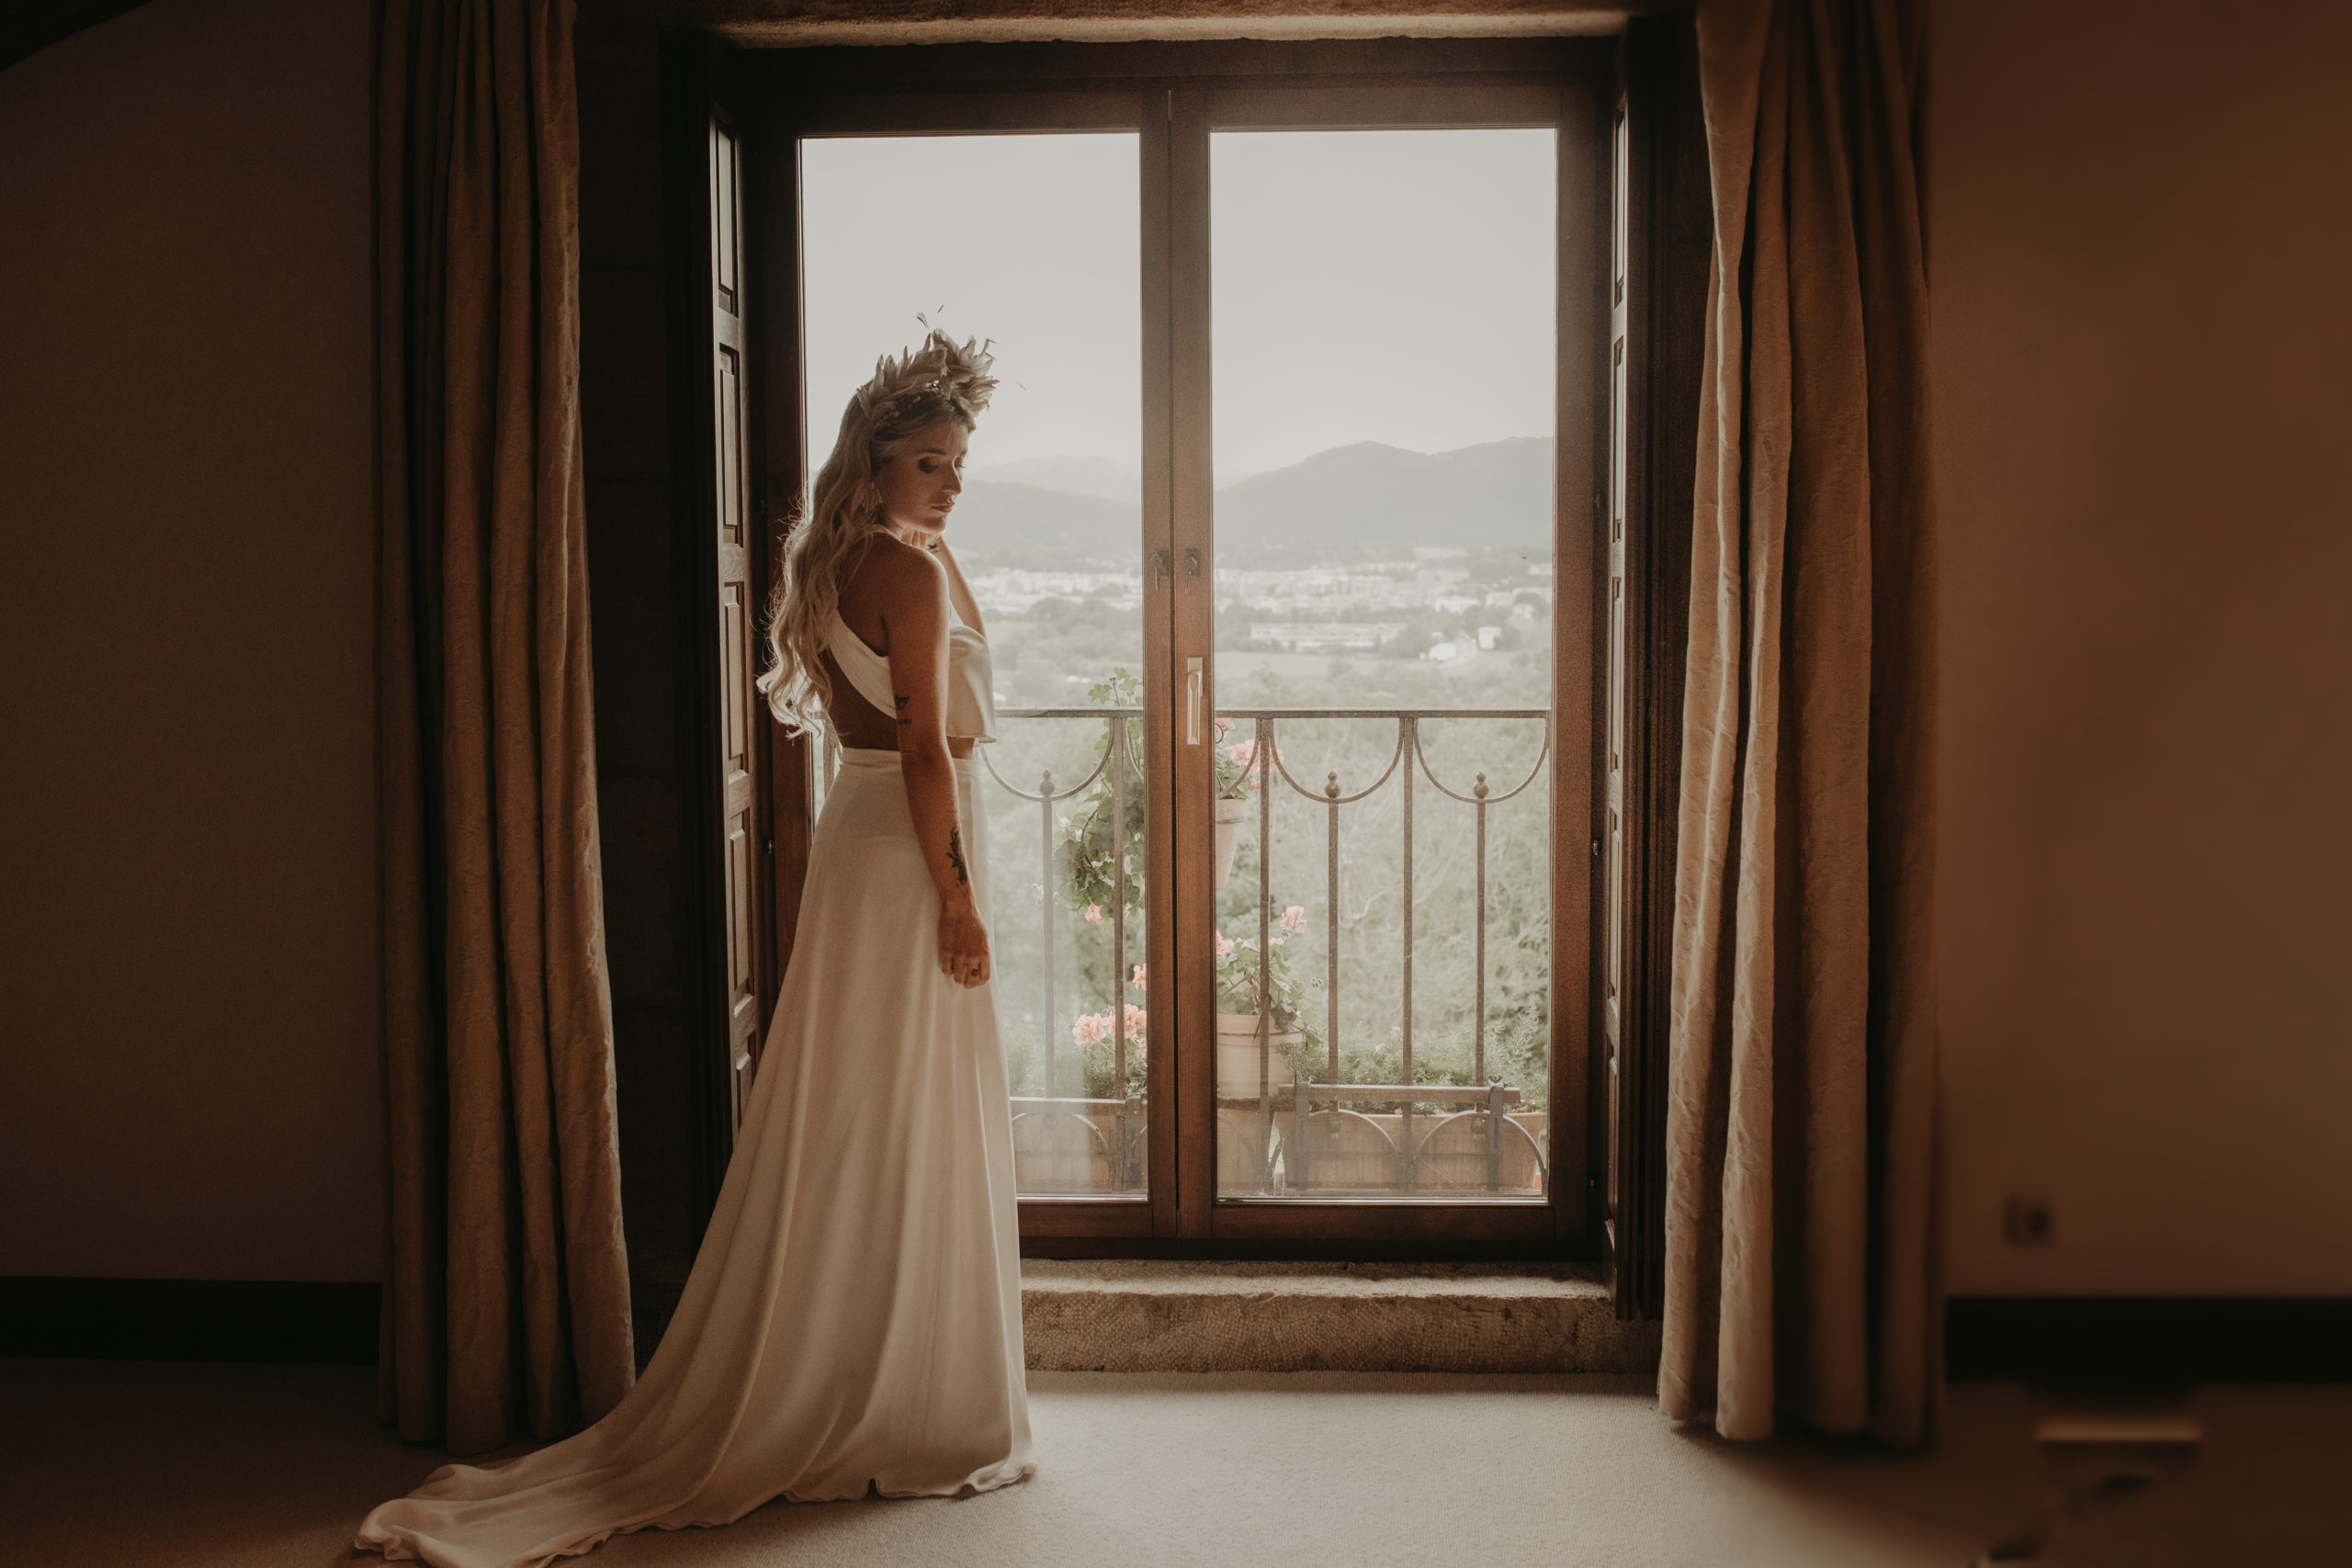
[[1208, 130, 1557, 1201], [801, 134, 1147, 1197]]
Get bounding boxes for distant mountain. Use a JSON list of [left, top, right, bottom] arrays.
[[967, 454, 1141, 502], [948, 437, 1554, 570], [1216, 438, 1552, 566], [945, 480, 1138, 570]]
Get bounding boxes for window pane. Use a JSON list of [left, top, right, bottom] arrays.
[[801, 134, 1148, 1197], [1208, 130, 1557, 1201]]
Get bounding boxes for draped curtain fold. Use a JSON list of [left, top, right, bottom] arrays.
[[376, 0, 635, 1455], [1661, 0, 1938, 1445]]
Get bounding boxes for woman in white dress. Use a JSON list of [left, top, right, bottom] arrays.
[[356, 331, 1032, 1568]]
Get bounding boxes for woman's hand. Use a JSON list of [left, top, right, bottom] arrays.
[[939, 898, 991, 988]]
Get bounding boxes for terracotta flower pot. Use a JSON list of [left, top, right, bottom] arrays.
[[1216, 1011, 1301, 1097], [1212, 796, 1250, 889]]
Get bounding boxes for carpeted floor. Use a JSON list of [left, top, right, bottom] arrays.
[[1, 1360, 2345, 1566]]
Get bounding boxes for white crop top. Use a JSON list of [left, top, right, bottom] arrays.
[[824, 602, 998, 743]]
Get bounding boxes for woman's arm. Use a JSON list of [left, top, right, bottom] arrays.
[[872, 539, 990, 988]]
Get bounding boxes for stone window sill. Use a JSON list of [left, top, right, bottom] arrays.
[[1020, 1261, 1658, 1374]]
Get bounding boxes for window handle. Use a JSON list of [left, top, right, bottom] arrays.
[[1186, 657, 1203, 746]]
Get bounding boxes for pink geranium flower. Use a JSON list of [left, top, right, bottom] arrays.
[[1083, 904, 1102, 925], [1132, 964, 1148, 991], [1282, 905, 1306, 932]]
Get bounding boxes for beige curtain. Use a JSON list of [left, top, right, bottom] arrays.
[[1661, 0, 1937, 1445], [376, 0, 635, 1454]]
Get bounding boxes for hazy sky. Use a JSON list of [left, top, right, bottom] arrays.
[[1211, 130, 1555, 477], [800, 128, 1555, 485], [802, 135, 1141, 480]]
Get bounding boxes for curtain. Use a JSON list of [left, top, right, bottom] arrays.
[[1661, 0, 1937, 1445], [376, 0, 635, 1454]]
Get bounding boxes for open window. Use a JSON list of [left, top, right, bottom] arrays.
[[663, 31, 1704, 1289]]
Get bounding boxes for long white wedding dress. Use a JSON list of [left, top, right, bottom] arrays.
[[357, 611, 1031, 1568]]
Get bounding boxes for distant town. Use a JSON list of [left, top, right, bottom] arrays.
[[967, 546, 1555, 664]]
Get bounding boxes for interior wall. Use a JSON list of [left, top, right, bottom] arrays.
[[7, 0, 2345, 1306], [0, 0, 381, 1280], [1933, 0, 2352, 1295]]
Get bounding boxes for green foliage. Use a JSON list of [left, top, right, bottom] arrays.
[[988, 582, 1555, 1111], [1212, 914, 1314, 1034], [1057, 667, 1148, 923]]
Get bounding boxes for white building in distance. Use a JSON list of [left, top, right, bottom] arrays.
[[1249, 622, 1408, 652]]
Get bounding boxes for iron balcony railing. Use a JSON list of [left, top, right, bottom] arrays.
[[978, 709, 1149, 1192], [1214, 707, 1551, 1196], [822, 704, 1553, 1197]]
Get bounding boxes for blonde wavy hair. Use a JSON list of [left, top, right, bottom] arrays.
[[758, 328, 997, 734]]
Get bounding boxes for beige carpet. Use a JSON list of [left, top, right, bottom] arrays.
[[1, 1360, 2345, 1566]]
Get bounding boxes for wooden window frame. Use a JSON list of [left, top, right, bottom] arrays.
[[663, 32, 1703, 1281], [1600, 17, 1706, 1314]]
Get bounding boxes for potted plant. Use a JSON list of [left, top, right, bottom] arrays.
[[1070, 998, 1148, 1100], [1213, 908, 1312, 1097], [1065, 690, 1265, 902]]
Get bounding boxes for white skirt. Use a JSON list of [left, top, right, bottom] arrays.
[[357, 749, 1033, 1568]]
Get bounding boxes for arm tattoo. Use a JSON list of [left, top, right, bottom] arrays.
[[945, 828, 969, 888], [893, 693, 911, 727]]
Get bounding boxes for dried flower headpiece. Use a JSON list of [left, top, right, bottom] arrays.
[[851, 321, 998, 427]]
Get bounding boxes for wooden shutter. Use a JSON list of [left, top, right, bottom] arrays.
[[1604, 88, 1634, 1278], [707, 98, 768, 1134], [1606, 17, 1707, 1320]]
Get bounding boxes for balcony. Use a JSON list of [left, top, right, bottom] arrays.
[[874, 701, 1557, 1203]]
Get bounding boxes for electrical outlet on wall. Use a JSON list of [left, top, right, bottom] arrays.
[[2005, 1193, 2055, 1247]]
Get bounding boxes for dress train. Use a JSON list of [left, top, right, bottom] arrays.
[[356, 750, 1032, 1568]]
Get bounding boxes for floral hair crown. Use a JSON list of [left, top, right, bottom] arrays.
[[852, 321, 998, 427]]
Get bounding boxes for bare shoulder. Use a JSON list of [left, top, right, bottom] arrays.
[[853, 534, 948, 607], [845, 536, 950, 657]]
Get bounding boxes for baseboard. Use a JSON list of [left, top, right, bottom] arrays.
[[1946, 1296, 2352, 1382], [0, 1277, 380, 1364]]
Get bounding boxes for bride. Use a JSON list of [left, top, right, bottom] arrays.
[[357, 330, 1033, 1568]]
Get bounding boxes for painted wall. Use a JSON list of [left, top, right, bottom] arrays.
[[1933, 0, 2352, 1294], [0, 0, 381, 1280]]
